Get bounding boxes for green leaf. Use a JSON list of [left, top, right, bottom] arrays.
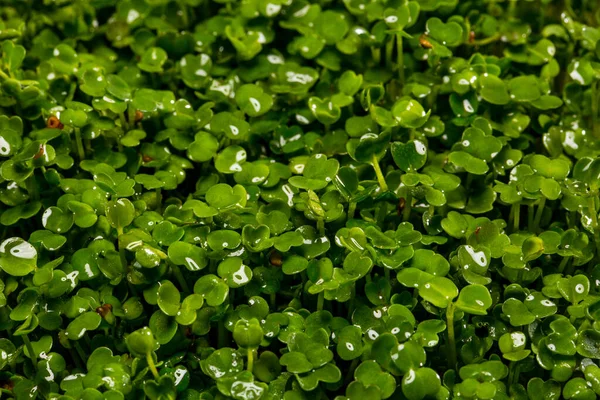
[[479, 74, 510, 105], [455, 284, 492, 315], [0, 237, 37, 276], [419, 277, 458, 308], [126, 326, 159, 356], [65, 312, 101, 340]]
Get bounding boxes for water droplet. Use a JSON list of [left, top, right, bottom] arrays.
[[414, 140, 427, 155], [249, 97, 261, 113]]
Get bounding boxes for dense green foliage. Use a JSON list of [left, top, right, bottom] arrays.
[[2, 0, 600, 399]]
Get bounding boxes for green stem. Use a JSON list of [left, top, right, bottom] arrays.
[[22, 334, 37, 370], [593, 81, 599, 138], [527, 204, 535, 232], [74, 128, 85, 161], [66, 82, 76, 102], [371, 47, 381, 65], [155, 188, 162, 213], [533, 197, 546, 232], [348, 202, 356, 220], [446, 303, 457, 369], [247, 348, 256, 373], [344, 358, 360, 385], [68, 347, 84, 370], [568, 211, 576, 229], [117, 227, 128, 271], [467, 33, 502, 46], [508, 362, 516, 386], [178, 0, 189, 27], [402, 192, 412, 222], [508, 0, 517, 17], [317, 292, 324, 311], [119, 113, 129, 132], [127, 105, 137, 128], [376, 201, 387, 228], [270, 292, 276, 310], [386, 35, 394, 70], [558, 256, 571, 274], [26, 174, 38, 201], [74, 343, 87, 368], [372, 155, 388, 192], [466, 173, 473, 189], [171, 264, 190, 294], [218, 318, 228, 349], [146, 352, 160, 379], [317, 218, 325, 236], [513, 204, 520, 232], [384, 267, 390, 281], [396, 34, 404, 86], [347, 285, 356, 320]]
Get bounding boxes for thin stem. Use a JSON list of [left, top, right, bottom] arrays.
[[74, 128, 85, 161], [589, 196, 599, 227], [317, 292, 324, 311], [117, 227, 128, 271], [386, 35, 395, 70], [218, 318, 228, 349], [513, 204, 520, 232], [558, 256, 571, 273], [527, 204, 535, 232], [155, 188, 162, 212], [68, 347, 83, 370], [347, 285, 356, 320], [593, 81, 599, 138], [371, 47, 381, 65], [376, 201, 387, 228], [384, 268, 390, 281], [119, 113, 128, 132], [317, 218, 325, 236], [171, 264, 190, 294], [66, 82, 76, 102], [347, 202, 356, 220], [22, 334, 37, 370], [247, 348, 255, 373], [396, 34, 404, 86], [372, 155, 388, 192], [533, 197, 546, 232], [466, 173, 473, 189], [402, 192, 412, 222], [26, 174, 38, 201], [508, 0, 517, 17], [74, 343, 87, 368], [179, 0, 189, 27], [270, 292, 276, 310], [508, 362, 516, 386], [146, 352, 160, 379], [446, 303, 457, 369], [466, 33, 501, 46], [127, 106, 137, 129], [344, 358, 360, 385]]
